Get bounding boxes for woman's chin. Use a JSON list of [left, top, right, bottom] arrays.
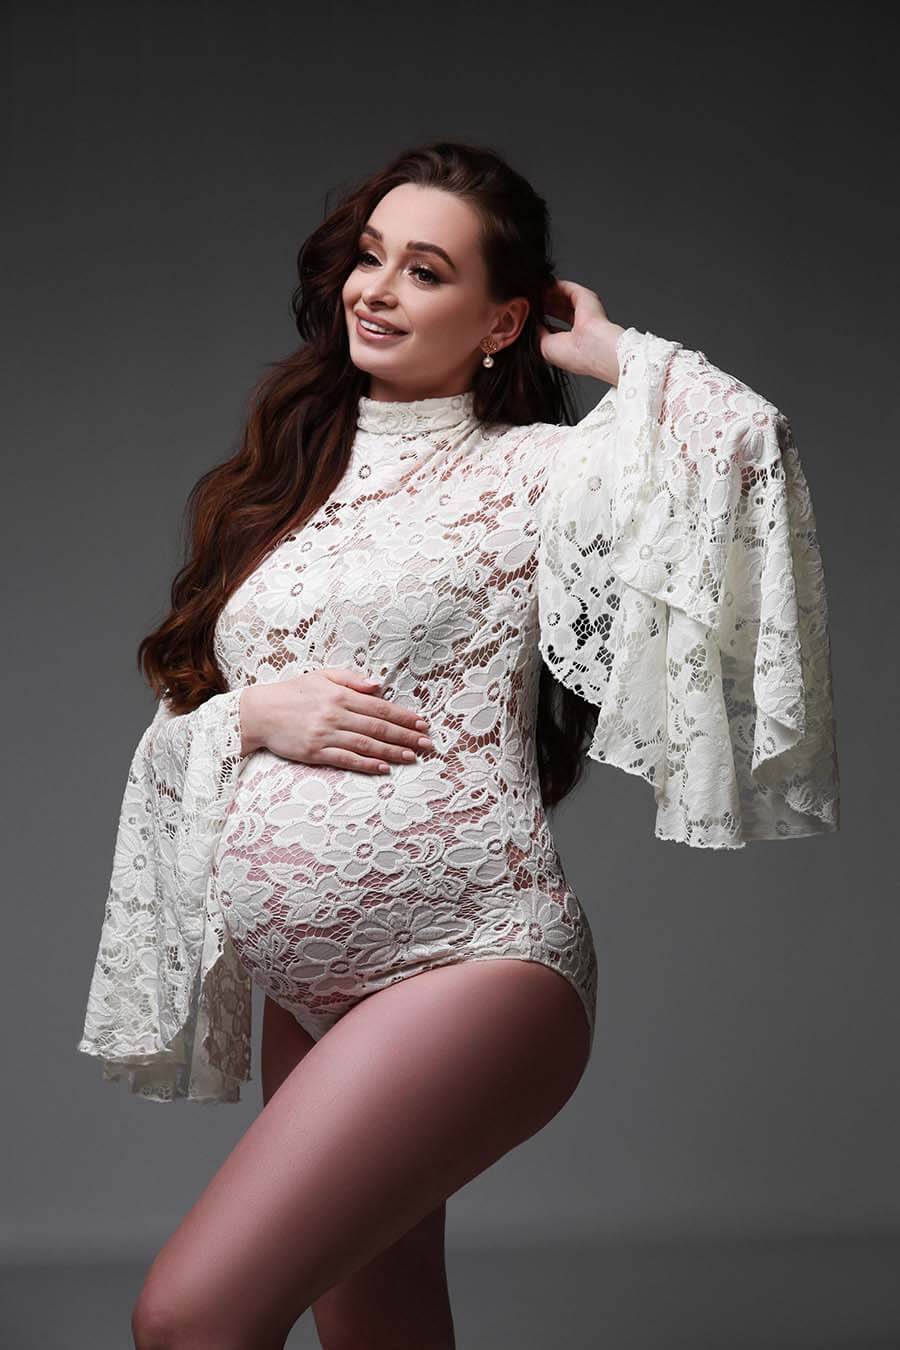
[[350, 344, 415, 373]]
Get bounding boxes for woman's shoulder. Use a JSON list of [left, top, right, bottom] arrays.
[[486, 388, 619, 470]]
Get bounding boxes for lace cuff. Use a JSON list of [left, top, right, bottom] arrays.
[[76, 687, 254, 1102], [537, 327, 840, 848]]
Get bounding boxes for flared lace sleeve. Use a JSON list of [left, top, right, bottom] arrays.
[[76, 687, 254, 1102], [537, 326, 840, 849]]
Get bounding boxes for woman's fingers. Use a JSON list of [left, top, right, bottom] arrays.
[[542, 278, 607, 328], [327, 729, 421, 767], [342, 690, 430, 736], [335, 711, 433, 757], [542, 284, 575, 324], [316, 745, 392, 774], [321, 667, 384, 691]]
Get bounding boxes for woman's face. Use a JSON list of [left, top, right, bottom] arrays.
[[342, 183, 528, 402]]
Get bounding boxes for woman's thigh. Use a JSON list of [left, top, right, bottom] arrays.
[[132, 957, 592, 1349], [310, 1197, 453, 1350], [260, 991, 317, 1102], [261, 995, 454, 1349]]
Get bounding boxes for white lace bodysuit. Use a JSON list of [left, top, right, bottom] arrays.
[[76, 327, 841, 1103]]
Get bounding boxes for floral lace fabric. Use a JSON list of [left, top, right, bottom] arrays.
[[538, 330, 840, 848], [76, 688, 251, 1102], [76, 327, 839, 1103]]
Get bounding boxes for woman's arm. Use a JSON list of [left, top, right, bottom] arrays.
[[536, 326, 840, 848], [76, 687, 253, 1103]]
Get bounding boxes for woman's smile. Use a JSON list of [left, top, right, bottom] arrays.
[[355, 314, 410, 344]]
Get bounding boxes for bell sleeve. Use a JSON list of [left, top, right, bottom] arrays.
[[536, 326, 840, 849], [76, 686, 254, 1102]]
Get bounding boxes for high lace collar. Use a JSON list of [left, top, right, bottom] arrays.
[[356, 388, 477, 436]]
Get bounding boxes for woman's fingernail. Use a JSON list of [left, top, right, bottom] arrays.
[[415, 719, 428, 730]]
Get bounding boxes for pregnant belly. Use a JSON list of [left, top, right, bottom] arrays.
[[211, 752, 516, 1021], [214, 750, 505, 930], [218, 747, 507, 875]]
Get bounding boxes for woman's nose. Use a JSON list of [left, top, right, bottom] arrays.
[[363, 288, 395, 307]]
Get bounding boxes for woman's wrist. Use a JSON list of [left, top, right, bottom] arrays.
[[239, 685, 267, 756], [583, 319, 628, 386]]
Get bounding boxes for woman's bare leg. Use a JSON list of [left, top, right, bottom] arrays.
[[261, 996, 456, 1349], [260, 993, 317, 1103], [309, 1197, 453, 1350], [131, 958, 591, 1350]]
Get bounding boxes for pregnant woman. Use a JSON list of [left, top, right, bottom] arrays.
[[77, 140, 840, 1349]]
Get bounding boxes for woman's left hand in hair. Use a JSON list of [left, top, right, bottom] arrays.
[[537, 279, 627, 387]]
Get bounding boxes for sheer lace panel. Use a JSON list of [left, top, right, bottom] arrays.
[[536, 328, 840, 848]]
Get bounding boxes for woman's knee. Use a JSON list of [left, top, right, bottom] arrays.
[[131, 1281, 204, 1349], [131, 1264, 286, 1350], [131, 1283, 196, 1350]]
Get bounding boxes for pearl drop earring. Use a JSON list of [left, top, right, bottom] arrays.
[[481, 338, 499, 368]]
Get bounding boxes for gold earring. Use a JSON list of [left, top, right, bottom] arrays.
[[480, 338, 499, 368]]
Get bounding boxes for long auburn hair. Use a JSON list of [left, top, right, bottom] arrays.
[[137, 139, 598, 809]]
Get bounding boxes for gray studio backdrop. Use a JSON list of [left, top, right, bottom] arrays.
[[2, 2, 894, 1267]]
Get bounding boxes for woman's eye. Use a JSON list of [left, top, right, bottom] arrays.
[[411, 264, 440, 285], [355, 250, 440, 286]]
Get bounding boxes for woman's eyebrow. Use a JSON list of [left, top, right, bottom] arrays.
[[360, 224, 457, 272]]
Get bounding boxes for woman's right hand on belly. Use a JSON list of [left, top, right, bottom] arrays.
[[238, 669, 434, 773]]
